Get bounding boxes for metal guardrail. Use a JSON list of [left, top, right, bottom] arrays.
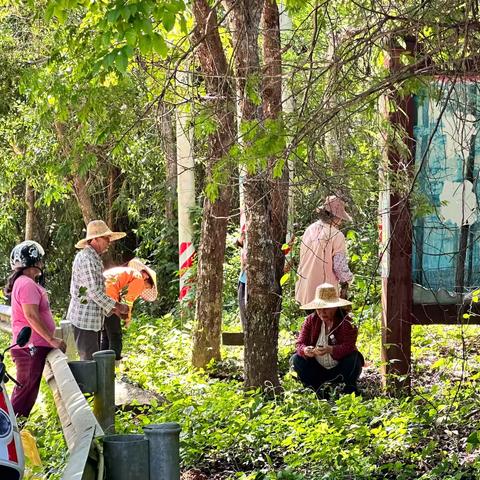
[[0, 305, 12, 333], [44, 349, 105, 480], [0, 308, 106, 479], [0, 307, 182, 480], [0, 307, 76, 359]]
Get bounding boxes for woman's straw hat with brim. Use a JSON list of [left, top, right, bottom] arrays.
[[75, 220, 126, 249], [128, 258, 158, 302], [300, 283, 352, 310]]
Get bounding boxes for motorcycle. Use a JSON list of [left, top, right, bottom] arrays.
[[0, 326, 32, 480]]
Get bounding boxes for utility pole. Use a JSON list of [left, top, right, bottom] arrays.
[[280, 2, 295, 238], [176, 69, 196, 300]]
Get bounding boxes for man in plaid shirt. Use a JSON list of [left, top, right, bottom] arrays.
[[67, 220, 129, 360]]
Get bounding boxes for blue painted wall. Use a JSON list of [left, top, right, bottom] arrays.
[[412, 81, 480, 291]]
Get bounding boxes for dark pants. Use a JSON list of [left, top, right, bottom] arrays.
[[291, 351, 364, 396], [11, 346, 52, 418], [100, 314, 122, 360], [238, 281, 247, 330], [73, 325, 101, 360]]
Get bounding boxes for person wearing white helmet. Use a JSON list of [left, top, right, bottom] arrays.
[[5, 240, 66, 418]]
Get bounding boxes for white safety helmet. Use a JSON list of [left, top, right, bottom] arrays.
[[10, 241, 45, 270]]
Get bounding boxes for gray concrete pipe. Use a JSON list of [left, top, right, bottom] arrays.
[[103, 434, 149, 480], [143, 423, 181, 480]]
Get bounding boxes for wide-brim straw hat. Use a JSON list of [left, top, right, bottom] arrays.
[[300, 283, 352, 310], [75, 220, 126, 249], [322, 195, 352, 222], [128, 258, 158, 302]]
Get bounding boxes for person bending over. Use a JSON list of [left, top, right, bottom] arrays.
[[101, 258, 157, 360]]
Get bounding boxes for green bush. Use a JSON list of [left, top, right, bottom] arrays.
[[116, 315, 480, 479], [6, 311, 480, 479]]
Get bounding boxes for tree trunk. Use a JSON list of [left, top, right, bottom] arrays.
[[25, 181, 36, 241], [324, 31, 344, 174], [191, 0, 236, 367], [157, 100, 177, 220], [104, 165, 133, 266], [263, 0, 288, 385], [225, 0, 282, 390], [244, 173, 280, 389], [262, 0, 282, 120], [223, 0, 263, 121], [107, 166, 120, 228], [54, 121, 98, 226], [263, 0, 288, 277], [73, 174, 98, 225], [455, 132, 476, 293]]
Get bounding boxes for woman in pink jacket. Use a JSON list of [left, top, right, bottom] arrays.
[[295, 195, 353, 304]]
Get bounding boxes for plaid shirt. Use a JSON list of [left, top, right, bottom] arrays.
[[66, 246, 116, 331]]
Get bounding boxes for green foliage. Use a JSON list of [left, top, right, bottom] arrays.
[[2, 311, 480, 479], [134, 215, 179, 314], [45, 0, 186, 73], [0, 1, 185, 312], [234, 119, 286, 176], [112, 316, 480, 479], [2, 0, 480, 476]]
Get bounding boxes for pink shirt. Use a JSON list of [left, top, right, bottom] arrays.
[[295, 221, 347, 305], [11, 275, 56, 348]]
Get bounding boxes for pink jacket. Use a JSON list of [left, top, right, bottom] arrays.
[[295, 221, 347, 304]]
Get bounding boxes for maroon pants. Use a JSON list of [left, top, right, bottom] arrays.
[[10, 346, 51, 419]]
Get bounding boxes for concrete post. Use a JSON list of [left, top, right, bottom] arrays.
[[68, 360, 97, 394], [103, 434, 149, 480], [60, 319, 77, 360], [143, 423, 181, 480], [92, 350, 116, 433], [280, 2, 296, 238], [176, 69, 196, 301]]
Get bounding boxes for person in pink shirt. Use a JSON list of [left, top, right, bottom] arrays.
[[4, 241, 66, 419], [295, 195, 354, 305]]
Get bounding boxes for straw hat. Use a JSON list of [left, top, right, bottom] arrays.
[[300, 283, 352, 310], [128, 258, 158, 302], [75, 220, 126, 249], [322, 195, 352, 222]]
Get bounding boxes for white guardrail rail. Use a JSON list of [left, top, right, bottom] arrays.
[[0, 306, 104, 480]]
